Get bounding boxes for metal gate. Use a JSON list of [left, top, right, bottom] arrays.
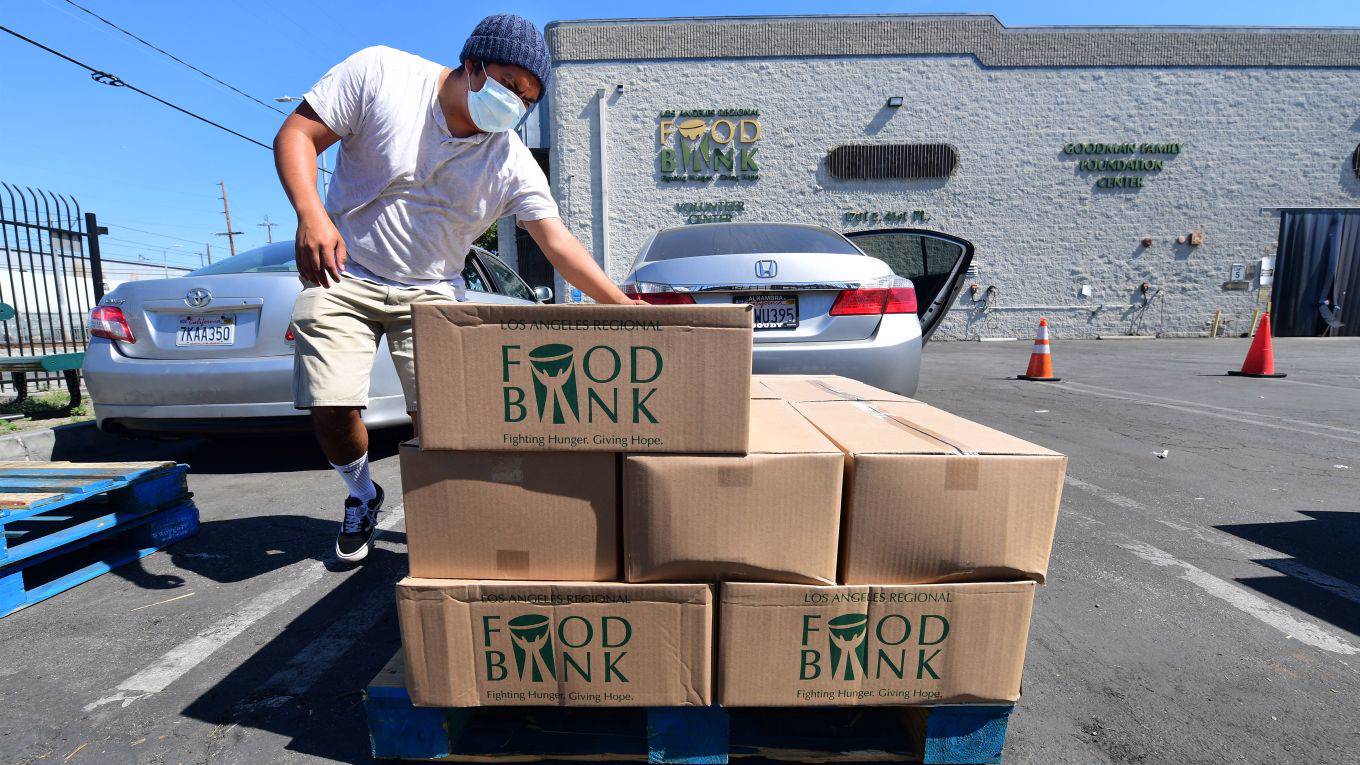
[[0, 183, 105, 394]]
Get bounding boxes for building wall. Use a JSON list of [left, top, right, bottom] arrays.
[[544, 31, 1360, 338]]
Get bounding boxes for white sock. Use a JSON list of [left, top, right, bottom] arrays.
[[332, 453, 377, 503]]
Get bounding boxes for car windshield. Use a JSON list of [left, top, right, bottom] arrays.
[[190, 242, 297, 275], [642, 224, 862, 262]]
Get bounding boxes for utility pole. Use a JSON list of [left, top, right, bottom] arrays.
[[257, 214, 279, 244], [215, 181, 243, 257], [205, 242, 212, 264]]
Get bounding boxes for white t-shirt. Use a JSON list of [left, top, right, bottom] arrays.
[[303, 46, 557, 293]]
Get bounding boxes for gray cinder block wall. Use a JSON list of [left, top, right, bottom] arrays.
[[530, 15, 1360, 339]]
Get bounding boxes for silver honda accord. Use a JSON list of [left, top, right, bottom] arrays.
[[620, 222, 973, 395], [83, 241, 548, 435]]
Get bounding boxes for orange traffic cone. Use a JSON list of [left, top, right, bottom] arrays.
[[1017, 318, 1061, 381], [1228, 311, 1286, 378]]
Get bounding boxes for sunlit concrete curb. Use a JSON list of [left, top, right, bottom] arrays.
[[0, 421, 101, 461]]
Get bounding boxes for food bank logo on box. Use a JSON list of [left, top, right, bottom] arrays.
[[507, 615, 556, 681], [501, 343, 663, 425], [482, 614, 633, 683], [800, 612, 950, 681], [527, 344, 579, 424]]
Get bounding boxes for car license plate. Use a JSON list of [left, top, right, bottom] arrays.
[[176, 314, 236, 347], [735, 294, 798, 330]]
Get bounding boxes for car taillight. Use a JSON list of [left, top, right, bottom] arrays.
[[285, 326, 295, 342], [622, 285, 696, 305], [829, 285, 918, 316], [88, 305, 135, 343]]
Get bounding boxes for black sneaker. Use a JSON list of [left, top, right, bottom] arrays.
[[335, 482, 384, 562]]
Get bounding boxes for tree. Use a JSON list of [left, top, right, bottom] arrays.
[[475, 223, 497, 253]]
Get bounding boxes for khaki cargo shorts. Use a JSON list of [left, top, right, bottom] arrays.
[[291, 275, 453, 412]]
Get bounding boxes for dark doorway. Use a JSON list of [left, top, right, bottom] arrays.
[[514, 148, 555, 293], [1272, 210, 1360, 336], [843, 228, 974, 341]]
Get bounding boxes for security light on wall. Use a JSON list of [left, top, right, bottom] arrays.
[[885, 96, 904, 108]]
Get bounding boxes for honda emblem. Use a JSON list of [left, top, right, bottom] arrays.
[[755, 260, 778, 279]]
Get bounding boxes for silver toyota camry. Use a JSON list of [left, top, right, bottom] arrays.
[[83, 241, 548, 435], [620, 222, 973, 396]]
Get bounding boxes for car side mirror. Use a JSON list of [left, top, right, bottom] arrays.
[[532, 286, 553, 303]]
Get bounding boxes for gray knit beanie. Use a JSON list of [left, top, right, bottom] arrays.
[[459, 14, 551, 90]]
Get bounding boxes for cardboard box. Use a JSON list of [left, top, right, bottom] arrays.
[[414, 304, 753, 453], [717, 580, 1036, 706], [795, 401, 1066, 584], [752, 374, 916, 403], [623, 399, 843, 584], [396, 579, 713, 707], [399, 442, 618, 581]]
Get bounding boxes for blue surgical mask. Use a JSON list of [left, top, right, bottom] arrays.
[[466, 62, 527, 133]]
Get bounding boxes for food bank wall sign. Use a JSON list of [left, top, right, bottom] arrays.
[[658, 109, 762, 183]]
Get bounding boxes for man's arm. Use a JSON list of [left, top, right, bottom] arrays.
[[274, 103, 346, 287], [520, 218, 644, 305]]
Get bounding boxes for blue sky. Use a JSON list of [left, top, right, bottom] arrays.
[[2, 1, 1356, 269]]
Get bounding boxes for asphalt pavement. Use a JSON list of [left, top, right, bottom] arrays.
[[1, 336, 1357, 764]]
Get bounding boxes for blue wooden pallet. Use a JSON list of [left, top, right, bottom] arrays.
[[0, 460, 198, 617], [364, 652, 1013, 763]]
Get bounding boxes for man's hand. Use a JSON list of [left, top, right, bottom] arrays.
[[522, 217, 643, 305], [296, 213, 347, 287]]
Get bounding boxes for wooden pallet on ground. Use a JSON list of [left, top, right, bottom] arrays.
[[0, 460, 198, 617], [364, 652, 1014, 764]]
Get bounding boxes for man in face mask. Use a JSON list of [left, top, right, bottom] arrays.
[[274, 14, 643, 563]]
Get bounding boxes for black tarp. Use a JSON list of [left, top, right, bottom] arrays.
[[1273, 210, 1360, 337]]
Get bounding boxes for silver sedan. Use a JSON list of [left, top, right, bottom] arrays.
[[83, 242, 548, 435], [620, 222, 973, 395]]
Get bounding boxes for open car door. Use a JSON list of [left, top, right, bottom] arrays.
[[844, 229, 974, 342]]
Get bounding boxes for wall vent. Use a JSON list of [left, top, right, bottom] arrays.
[[827, 143, 958, 181]]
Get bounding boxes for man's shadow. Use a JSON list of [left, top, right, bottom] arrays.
[[97, 426, 410, 591]]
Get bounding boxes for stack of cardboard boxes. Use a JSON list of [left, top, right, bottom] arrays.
[[395, 303, 1065, 711]]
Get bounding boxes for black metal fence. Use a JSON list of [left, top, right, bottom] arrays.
[[0, 183, 104, 396]]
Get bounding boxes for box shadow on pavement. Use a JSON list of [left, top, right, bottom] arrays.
[[171, 425, 409, 476], [46, 422, 410, 475], [1217, 511, 1360, 637]]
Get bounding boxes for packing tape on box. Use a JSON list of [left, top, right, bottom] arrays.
[[487, 456, 525, 485], [944, 457, 981, 491], [810, 379, 868, 401], [852, 402, 976, 456], [716, 463, 754, 487], [496, 549, 531, 575]]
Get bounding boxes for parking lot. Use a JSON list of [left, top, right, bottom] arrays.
[[0, 336, 1357, 765]]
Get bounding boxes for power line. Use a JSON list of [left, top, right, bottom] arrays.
[[0, 23, 272, 151], [108, 223, 206, 245], [102, 235, 206, 253], [98, 237, 206, 256], [59, 0, 286, 116], [110, 217, 221, 231], [98, 243, 205, 264]]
